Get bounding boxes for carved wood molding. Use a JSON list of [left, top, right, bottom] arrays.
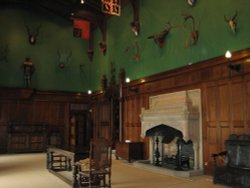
[[0, 87, 90, 102], [123, 48, 250, 95]]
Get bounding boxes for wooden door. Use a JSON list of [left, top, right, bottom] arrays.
[[69, 111, 91, 147]]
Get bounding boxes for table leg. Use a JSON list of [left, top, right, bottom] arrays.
[[66, 158, 72, 171], [47, 151, 53, 170], [72, 164, 78, 188]]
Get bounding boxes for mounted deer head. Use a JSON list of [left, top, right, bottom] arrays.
[[125, 41, 140, 61], [186, 0, 196, 6], [25, 24, 41, 45], [57, 50, 72, 69], [99, 41, 107, 55], [87, 28, 94, 62], [130, 0, 140, 36], [224, 11, 238, 33], [148, 22, 174, 48], [97, 18, 107, 55], [183, 13, 199, 47]]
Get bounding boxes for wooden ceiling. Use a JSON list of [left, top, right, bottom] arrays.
[[0, 0, 103, 22], [0, 0, 128, 22]]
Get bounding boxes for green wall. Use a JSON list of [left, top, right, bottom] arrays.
[[0, 6, 90, 92], [89, 0, 250, 91], [1, 0, 250, 92]]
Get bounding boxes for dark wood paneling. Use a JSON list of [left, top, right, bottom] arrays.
[[121, 48, 250, 175], [0, 88, 89, 153]]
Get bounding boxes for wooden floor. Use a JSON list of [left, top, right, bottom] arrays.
[[0, 153, 230, 188]]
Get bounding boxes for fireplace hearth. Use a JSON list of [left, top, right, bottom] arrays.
[[140, 90, 203, 173], [146, 124, 194, 170]]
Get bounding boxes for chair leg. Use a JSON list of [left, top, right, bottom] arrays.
[[103, 174, 106, 187]]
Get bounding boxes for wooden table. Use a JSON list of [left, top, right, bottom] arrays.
[[47, 146, 88, 188], [115, 142, 143, 162]]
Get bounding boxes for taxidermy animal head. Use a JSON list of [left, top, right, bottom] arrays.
[[147, 22, 174, 48], [224, 11, 238, 33], [99, 41, 107, 55], [187, 0, 196, 6], [25, 24, 41, 45], [129, 0, 140, 36], [183, 13, 199, 46], [130, 21, 140, 36], [125, 41, 140, 61], [87, 49, 94, 62], [57, 50, 72, 69]]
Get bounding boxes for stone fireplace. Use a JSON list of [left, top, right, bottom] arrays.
[[140, 89, 203, 171]]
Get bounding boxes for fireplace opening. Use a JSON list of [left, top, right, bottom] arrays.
[[146, 124, 194, 170]]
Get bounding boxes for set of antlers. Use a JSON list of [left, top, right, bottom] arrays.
[[57, 50, 72, 69], [147, 14, 198, 48], [224, 11, 238, 33], [148, 11, 238, 48], [147, 22, 175, 48], [183, 13, 199, 47], [25, 24, 42, 45]]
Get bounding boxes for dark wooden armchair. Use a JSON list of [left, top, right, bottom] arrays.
[[212, 134, 250, 188], [76, 138, 112, 188]]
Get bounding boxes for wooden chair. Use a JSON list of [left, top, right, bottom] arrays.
[[76, 138, 112, 188]]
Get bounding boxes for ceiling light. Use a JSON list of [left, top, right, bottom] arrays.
[[80, 0, 85, 4]]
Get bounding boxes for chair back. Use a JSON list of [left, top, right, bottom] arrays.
[[89, 138, 112, 171]]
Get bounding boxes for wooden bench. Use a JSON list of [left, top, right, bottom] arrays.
[[212, 134, 250, 188]]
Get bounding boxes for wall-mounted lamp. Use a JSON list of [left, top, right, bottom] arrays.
[[88, 90, 92, 95], [125, 77, 131, 83], [128, 86, 139, 93], [228, 63, 241, 72], [225, 50, 241, 78], [225, 50, 232, 58]]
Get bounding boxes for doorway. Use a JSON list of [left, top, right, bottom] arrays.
[[69, 110, 91, 147]]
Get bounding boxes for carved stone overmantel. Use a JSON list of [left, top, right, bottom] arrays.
[[140, 89, 203, 170]]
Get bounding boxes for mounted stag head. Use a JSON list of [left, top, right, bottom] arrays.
[[147, 22, 174, 48], [87, 30, 94, 62], [183, 13, 199, 46], [130, 0, 140, 36], [97, 18, 107, 56], [130, 21, 140, 36], [99, 41, 107, 55], [125, 41, 140, 61], [186, 0, 196, 6], [57, 50, 72, 69], [224, 11, 238, 33], [25, 24, 42, 45]]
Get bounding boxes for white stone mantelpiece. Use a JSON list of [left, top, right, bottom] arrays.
[[140, 89, 203, 171]]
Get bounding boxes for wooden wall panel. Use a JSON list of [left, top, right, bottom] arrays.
[[202, 82, 219, 174], [231, 79, 244, 128], [123, 94, 148, 142], [244, 75, 250, 130], [218, 81, 230, 122], [0, 89, 89, 153], [121, 48, 250, 174]]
